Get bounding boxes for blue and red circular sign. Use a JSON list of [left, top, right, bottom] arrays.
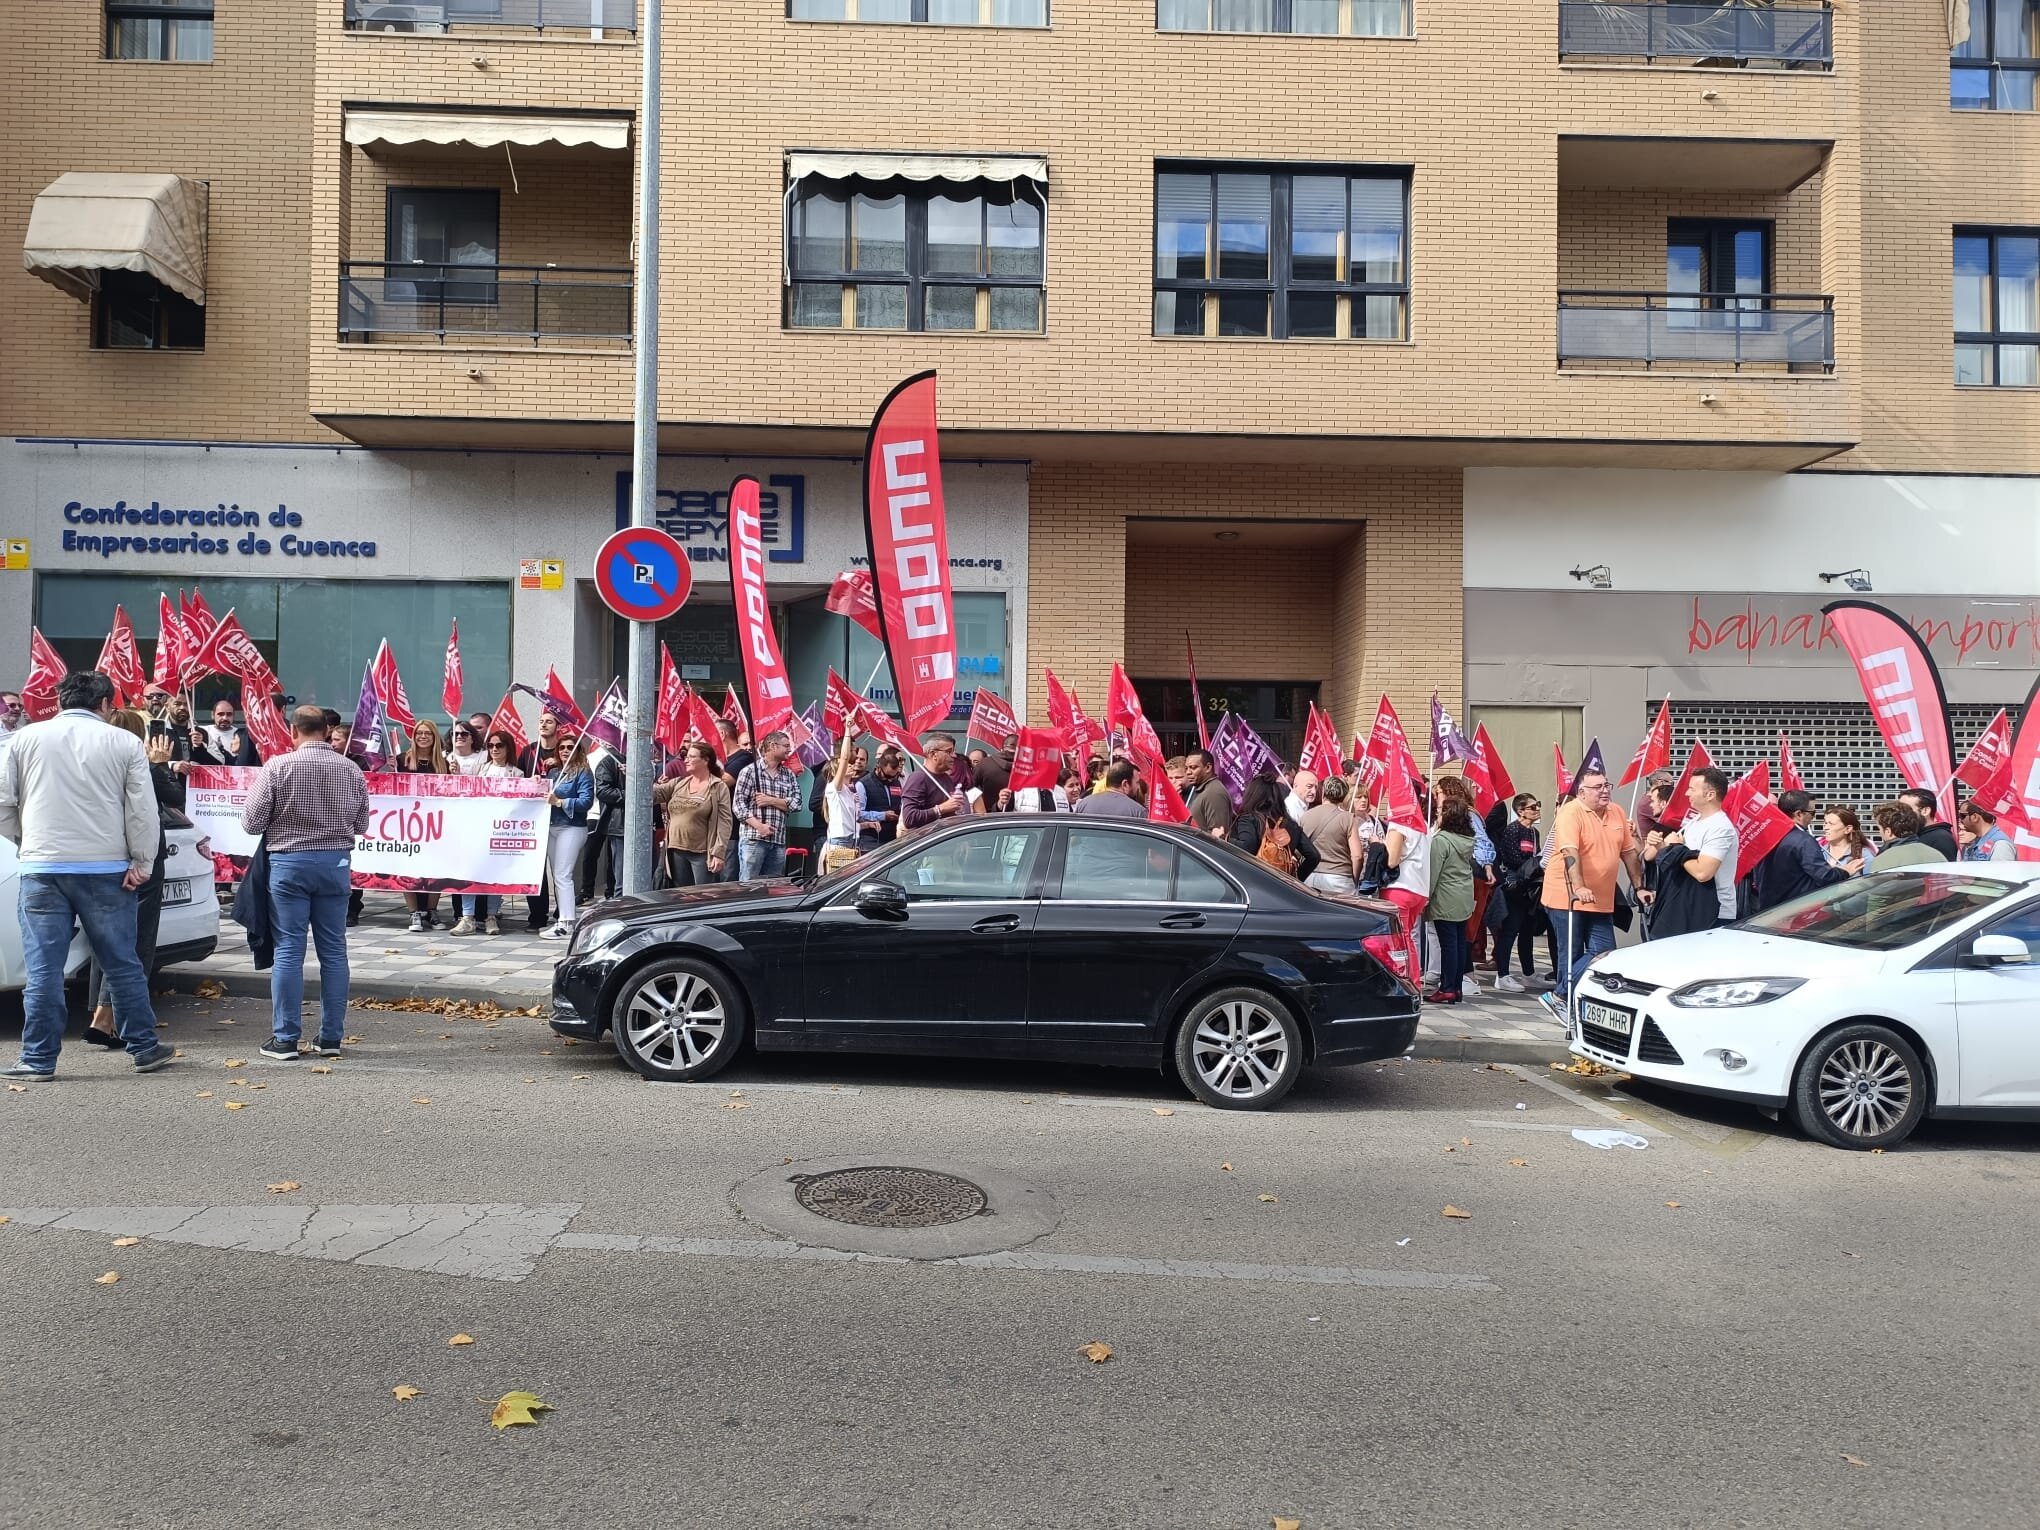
[[593, 526, 694, 623]]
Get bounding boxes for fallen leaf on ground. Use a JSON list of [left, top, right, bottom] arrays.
[[112, 1236, 141, 1247], [1443, 1146, 1456, 1154], [1441, 1205, 1472, 1220], [194, 1090, 214, 1099], [1079, 1342, 1113, 1364], [447, 1333, 475, 1347], [95, 1271, 120, 1285], [0, 1216, 10, 1224], [251, 1082, 268, 1090], [490, 1390, 554, 1429], [1841, 1454, 1868, 1468], [309, 1066, 332, 1075], [1508, 1159, 1529, 1168], [1870, 1147, 1886, 1155], [1151, 1107, 1175, 1117], [1664, 1201, 1681, 1209], [1257, 1194, 1278, 1204], [392, 1385, 421, 1402], [267, 1181, 302, 1194], [5, 1085, 25, 1094], [412, 1097, 433, 1106], [572, 1074, 589, 1081], [194, 979, 225, 999], [1274, 1519, 1302, 1530], [721, 1100, 750, 1111], [222, 1059, 246, 1069], [1459, 1136, 1471, 1146], [223, 1100, 249, 1110], [1219, 1162, 1233, 1172]]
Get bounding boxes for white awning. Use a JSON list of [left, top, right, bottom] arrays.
[[23, 172, 208, 305], [785, 151, 1048, 188], [344, 110, 630, 151]]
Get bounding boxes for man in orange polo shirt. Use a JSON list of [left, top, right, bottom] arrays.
[[1539, 767, 1651, 1019]]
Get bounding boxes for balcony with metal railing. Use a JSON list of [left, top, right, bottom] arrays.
[[1558, 291, 1834, 373], [1558, 2, 1832, 68], [342, 0, 634, 36], [338, 262, 633, 346]]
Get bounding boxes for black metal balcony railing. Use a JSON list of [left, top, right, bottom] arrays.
[[1558, 3, 1832, 67], [339, 263, 634, 346], [1558, 291, 1835, 372], [342, 0, 636, 35]]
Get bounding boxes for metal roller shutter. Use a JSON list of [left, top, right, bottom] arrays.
[[1663, 702, 2005, 813]]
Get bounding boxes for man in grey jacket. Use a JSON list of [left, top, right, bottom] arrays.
[[0, 671, 172, 1079]]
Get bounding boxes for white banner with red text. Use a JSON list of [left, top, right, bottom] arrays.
[[186, 766, 552, 894]]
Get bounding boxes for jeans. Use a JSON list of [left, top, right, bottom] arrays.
[[460, 894, 498, 920], [718, 845, 744, 883], [1549, 906, 1617, 1000], [90, 846, 164, 1011], [1435, 918, 1471, 995], [666, 850, 715, 886], [739, 838, 786, 882], [268, 851, 353, 1048], [17, 872, 160, 1069]]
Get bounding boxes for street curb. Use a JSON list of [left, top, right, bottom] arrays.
[[162, 971, 1572, 1064]]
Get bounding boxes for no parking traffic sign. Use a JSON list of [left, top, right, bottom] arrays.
[[592, 526, 693, 623]]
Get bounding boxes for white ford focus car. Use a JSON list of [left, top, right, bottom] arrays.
[[0, 811, 219, 991], [1568, 866, 2040, 1150]]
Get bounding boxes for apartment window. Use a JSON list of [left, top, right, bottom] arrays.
[[789, 1, 1049, 24], [106, 2, 214, 60], [786, 180, 1045, 332], [1153, 165, 1408, 340], [93, 272, 205, 350], [1157, 0, 1408, 35], [1955, 230, 2039, 386], [386, 188, 501, 305], [1668, 219, 1772, 305], [1953, 1, 2039, 110]]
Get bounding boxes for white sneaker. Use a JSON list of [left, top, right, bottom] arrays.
[[1460, 977, 1481, 997], [448, 917, 477, 937], [1495, 974, 1527, 994], [543, 922, 570, 940]]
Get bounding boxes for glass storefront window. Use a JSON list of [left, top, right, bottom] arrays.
[[35, 574, 511, 719]]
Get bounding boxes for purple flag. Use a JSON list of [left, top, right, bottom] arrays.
[[1210, 711, 1281, 808], [347, 655, 389, 767], [1429, 691, 1473, 764], [793, 701, 834, 770], [1574, 736, 1608, 783], [583, 678, 628, 759]]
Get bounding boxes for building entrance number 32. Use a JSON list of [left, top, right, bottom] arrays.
[[593, 526, 694, 624]]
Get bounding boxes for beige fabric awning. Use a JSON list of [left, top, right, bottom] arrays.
[[23, 172, 208, 305], [345, 110, 630, 151], [785, 151, 1048, 188]]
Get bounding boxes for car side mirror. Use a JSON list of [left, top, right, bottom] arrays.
[[854, 882, 908, 922], [1970, 933, 2030, 967]]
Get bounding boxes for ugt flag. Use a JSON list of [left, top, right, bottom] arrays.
[[862, 371, 956, 736], [94, 605, 147, 707], [1620, 699, 1672, 787]]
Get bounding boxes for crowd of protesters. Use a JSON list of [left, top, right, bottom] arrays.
[[5, 666, 2031, 1084]]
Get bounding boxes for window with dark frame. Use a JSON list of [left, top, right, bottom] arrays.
[[1152, 164, 1409, 340], [1954, 229, 2039, 387], [385, 187, 502, 306], [106, 1, 214, 61], [1953, 0, 2039, 111], [93, 271, 205, 350], [788, 0, 1049, 25], [786, 179, 1045, 333], [1667, 217, 1773, 326], [1156, 0, 1409, 36]]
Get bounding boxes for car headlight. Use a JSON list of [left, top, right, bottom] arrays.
[[568, 919, 626, 957], [1669, 977, 1805, 1008]]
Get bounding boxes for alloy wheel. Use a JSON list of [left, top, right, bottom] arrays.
[[1816, 1037, 1912, 1141], [624, 970, 727, 1071], [1191, 999, 1291, 1102]]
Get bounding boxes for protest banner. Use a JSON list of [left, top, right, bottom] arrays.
[[186, 766, 551, 894]]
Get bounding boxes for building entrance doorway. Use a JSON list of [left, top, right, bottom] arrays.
[[1134, 677, 1319, 763]]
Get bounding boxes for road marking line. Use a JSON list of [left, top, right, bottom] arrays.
[[647, 1081, 861, 1096]]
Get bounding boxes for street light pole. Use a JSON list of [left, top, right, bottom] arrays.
[[620, 0, 662, 895]]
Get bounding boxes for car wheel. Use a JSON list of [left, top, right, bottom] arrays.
[[611, 957, 747, 1083], [1792, 1024, 1928, 1151], [1174, 988, 1304, 1111]]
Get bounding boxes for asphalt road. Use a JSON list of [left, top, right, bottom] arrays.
[[2, 989, 2036, 1530]]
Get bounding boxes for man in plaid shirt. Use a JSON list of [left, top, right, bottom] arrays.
[[732, 730, 799, 882]]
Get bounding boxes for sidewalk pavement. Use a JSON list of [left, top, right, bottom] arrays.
[[161, 894, 1573, 1065]]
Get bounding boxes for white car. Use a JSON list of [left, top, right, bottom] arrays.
[[0, 812, 220, 991], [1569, 866, 2040, 1150]]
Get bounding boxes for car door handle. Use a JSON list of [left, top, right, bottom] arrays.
[[972, 913, 1022, 934], [1160, 912, 1206, 930]]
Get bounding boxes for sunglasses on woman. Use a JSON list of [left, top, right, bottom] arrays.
[[451, 730, 473, 740]]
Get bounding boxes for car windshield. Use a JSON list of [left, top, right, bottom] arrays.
[[1740, 870, 2018, 951]]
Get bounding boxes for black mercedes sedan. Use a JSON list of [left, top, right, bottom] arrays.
[[550, 816, 1419, 1109]]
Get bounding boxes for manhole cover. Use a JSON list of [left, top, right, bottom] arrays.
[[793, 1166, 989, 1228]]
